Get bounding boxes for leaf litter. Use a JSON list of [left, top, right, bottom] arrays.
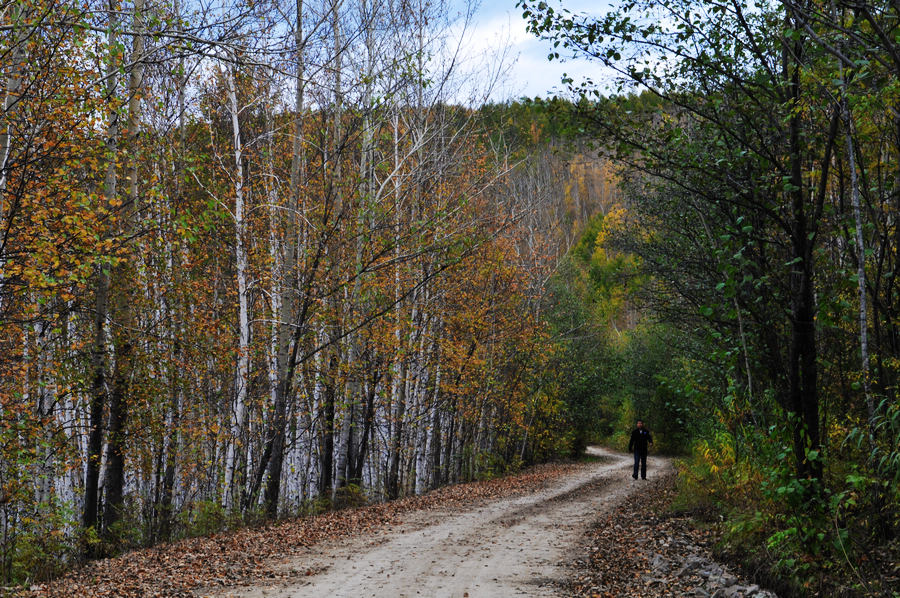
[[20, 462, 585, 598], [566, 473, 777, 598]]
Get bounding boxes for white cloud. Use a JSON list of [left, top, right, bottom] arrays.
[[452, 0, 617, 101]]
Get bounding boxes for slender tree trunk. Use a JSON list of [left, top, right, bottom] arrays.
[[353, 367, 380, 483], [335, 387, 356, 491], [785, 18, 821, 481], [158, 367, 180, 540], [262, 96, 286, 519], [320, 353, 338, 498], [223, 62, 250, 511], [443, 396, 456, 485], [429, 360, 442, 490], [841, 95, 875, 430], [103, 0, 146, 535], [387, 360, 407, 499], [84, 3, 121, 535], [31, 319, 52, 505], [103, 338, 131, 533], [84, 272, 108, 535], [158, 6, 186, 538], [316, 0, 343, 502], [336, 0, 377, 492], [0, 0, 25, 250], [262, 0, 305, 519]]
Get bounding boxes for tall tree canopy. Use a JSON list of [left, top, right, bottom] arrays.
[[520, 0, 899, 591], [0, 0, 613, 582]]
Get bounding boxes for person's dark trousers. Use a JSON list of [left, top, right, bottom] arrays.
[[633, 452, 647, 479]]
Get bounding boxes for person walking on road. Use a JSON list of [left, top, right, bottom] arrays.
[[628, 419, 653, 480]]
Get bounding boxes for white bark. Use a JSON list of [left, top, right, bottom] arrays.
[[267, 102, 282, 411], [223, 63, 250, 510], [829, 0, 875, 430], [0, 1, 25, 255], [843, 100, 874, 426], [33, 319, 53, 505]]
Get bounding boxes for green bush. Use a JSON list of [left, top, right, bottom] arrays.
[[178, 499, 228, 537], [332, 484, 368, 510], [9, 499, 79, 584]]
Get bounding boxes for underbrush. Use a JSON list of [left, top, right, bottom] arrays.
[[675, 425, 900, 597]]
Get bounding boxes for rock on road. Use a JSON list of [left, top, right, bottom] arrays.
[[211, 447, 671, 598]]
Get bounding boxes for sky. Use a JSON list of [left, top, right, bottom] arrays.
[[457, 0, 612, 101]]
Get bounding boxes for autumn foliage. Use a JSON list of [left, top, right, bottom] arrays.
[[0, 0, 617, 584]]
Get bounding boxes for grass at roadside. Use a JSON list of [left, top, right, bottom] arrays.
[[672, 451, 900, 597]]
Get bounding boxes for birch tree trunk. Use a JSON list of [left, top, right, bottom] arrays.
[[316, 0, 344, 501], [841, 100, 874, 429], [262, 0, 305, 517], [387, 105, 405, 499], [386, 359, 406, 498], [826, 1, 876, 430], [335, 0, 378, 492], [84, 2, 121, 535], [429, 336, 443, 490], [0, 1, 25, 276], [223, 62, 250, 511], [158, 1, 187, 538], [103, 0, 146, 535]]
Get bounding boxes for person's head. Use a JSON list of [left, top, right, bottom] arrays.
[[636, 419, 644, 429]]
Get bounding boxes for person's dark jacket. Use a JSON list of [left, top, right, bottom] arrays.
[[628, 428, 653, 456]]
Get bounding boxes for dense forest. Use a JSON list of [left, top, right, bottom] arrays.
[[0, 0, 619, 584], [520, 0, 900, 593], [0, 0, 898, 594]]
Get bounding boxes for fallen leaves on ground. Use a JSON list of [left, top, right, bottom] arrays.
[[20, 462, 586, 598], [566, 473, 773, 598]]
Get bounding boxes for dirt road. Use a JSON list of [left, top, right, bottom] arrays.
[[212, 447, 671, 598]]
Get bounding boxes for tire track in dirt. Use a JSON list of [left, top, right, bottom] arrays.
[[211, 447, 672, 598]]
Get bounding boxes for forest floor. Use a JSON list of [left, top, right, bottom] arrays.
[[21, 447, 779, 598]]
